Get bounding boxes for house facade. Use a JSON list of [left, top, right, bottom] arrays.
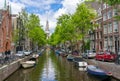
[[90, 3, 120, 54], [0, 5, 12, 53]]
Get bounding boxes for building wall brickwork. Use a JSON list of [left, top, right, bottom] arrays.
[[0, 7, 12, 53]]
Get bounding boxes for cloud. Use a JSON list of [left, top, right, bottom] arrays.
[[51, 0, 84, 33], [29, 0, 84, 34], [0, 0, 4, 9], [0, 0, 84, 34], [10, 2, 25, 14], [0, 0, 25, 14]]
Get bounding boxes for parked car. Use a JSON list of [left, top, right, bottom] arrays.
[[82, 50, 96, 58], [16, 51, 24, 57], [95, 51, 117, 61], [24, 50, 31, 56]]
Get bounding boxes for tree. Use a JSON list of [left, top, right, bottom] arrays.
[[26, 14, 46, 49], [50, 2, 96, 53], [72, 3, 96, 52], [49, 14, 75, 52]]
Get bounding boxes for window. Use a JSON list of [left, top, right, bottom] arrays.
[[103, 13, 107, 21], [108, 23, 112, 33], [107, 10, 112, 19], [104, 37, 108, 49], [113, 21, 118, 32], [109, 37, 113, 46], [113, 9, 118, 16], [103, 24, 107, 34]]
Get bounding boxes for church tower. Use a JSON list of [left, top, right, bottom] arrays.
[[45, 20, 50, 39]]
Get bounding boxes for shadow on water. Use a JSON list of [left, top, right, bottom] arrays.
[[5, 49, 119, 81]]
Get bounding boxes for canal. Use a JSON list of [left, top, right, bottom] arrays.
[[5, 49, 119, 81]]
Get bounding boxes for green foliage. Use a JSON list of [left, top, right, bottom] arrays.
[[103, 0, 120, 5], [50, 2, 96, 48], [85, 0, 120, 5], [84, 40, 90, 50], [12, 9, 46, 48], [12, 29, 19, 44], [27, 14, 46, 46], [72, 3, 96, 39]]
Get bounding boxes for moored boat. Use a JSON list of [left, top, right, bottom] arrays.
[[55, 50, 62, 55], [73, 57, 88, 71], [67, 54, 74, 61], [21, 61, 36, 68], [87, 65, 112, 78]]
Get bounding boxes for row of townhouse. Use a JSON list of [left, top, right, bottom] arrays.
[[89, 2, 120, 54]]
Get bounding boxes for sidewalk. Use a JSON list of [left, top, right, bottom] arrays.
[[0, 56, 31, 81]]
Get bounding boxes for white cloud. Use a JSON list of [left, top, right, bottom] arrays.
[[0, 0, 25, 14], [0, 0, 84, 34], [10, 2, 25, 14], [38, 0, 84, 34], [0, 0, 4, 9], [50, 0, 84, 33], [19, 0, 60, 10]]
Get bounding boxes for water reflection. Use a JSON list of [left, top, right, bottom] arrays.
[[5, 50, 119, 81], [41, 50, 56, 81], [78, 67, 87, 71]]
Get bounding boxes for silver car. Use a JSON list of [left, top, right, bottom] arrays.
[[82, 50, 96, 58], [16, 51, 24, 57]]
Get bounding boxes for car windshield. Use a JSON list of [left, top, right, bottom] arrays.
[[85, 50, 96, 53], [18, 51, 23, 53], [106, 52, 110, 54]]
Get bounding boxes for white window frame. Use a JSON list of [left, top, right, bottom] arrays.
[[107, 10, 112, 19], [103, 24, 107, 34], [113, 21, 118, 32]]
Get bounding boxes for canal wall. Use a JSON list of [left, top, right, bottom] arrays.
[[0, 56, 31, 81], [86, 59, 120, 80]]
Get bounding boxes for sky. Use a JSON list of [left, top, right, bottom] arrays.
[[0, 0, 84, 34]]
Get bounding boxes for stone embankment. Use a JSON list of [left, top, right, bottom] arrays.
[[0, 56, 31, 81]]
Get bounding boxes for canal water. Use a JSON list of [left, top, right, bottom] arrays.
[[5, 50, 119, 81]]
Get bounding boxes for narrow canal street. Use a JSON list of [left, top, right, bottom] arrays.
[[5, 49, 119, 81]]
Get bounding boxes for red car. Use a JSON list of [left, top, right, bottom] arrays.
[[95, 51, 117, 61]]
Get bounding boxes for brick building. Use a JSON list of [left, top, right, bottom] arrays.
[[89, 2, 119, 54], [0, 4, 12, 53]]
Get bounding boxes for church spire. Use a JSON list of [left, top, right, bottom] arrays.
[[45, 20, 50, 39], [45, 20, 49, 31]]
